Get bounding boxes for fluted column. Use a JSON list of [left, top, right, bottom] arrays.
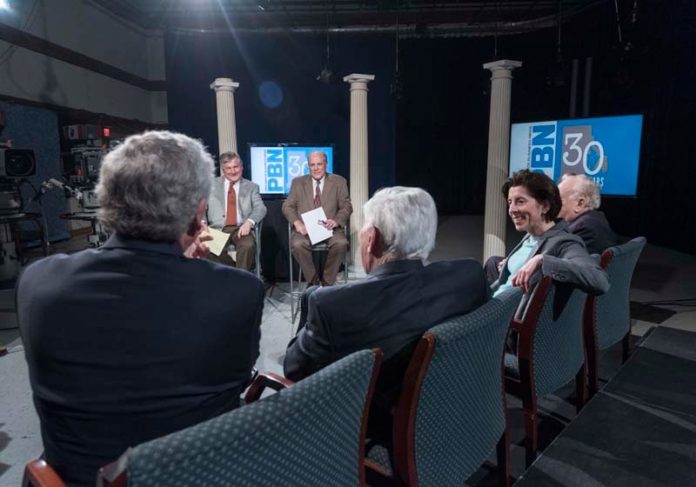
[[209, 78, 240, 154], [482, 60, 522, 262], [343, 73, 374, 276]]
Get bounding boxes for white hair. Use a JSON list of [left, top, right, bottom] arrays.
[[561, 173, 601, 210], [362, 186, 437, 260], [96, 130, 214, 241]]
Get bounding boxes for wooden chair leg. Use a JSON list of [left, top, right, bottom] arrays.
[[575, 365, 587, 413], [622, 328, 631, 363], [496, 430, 511, 487], [523, 408, 538, 468], [586, 337, 599, 399]]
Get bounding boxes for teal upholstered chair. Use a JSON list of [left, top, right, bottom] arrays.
[[504, 276, 587, 467], [367, 288, 522, 486], [584, 237, 646, 397], [97, 349, 381, 487]]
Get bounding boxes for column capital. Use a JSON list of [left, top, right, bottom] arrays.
[[343, 73, 375, 84], [483, 60, 522, 72], [210, 77, 240, 92]]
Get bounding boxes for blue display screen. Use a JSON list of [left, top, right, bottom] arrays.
[[509, 114, 643, 196], [249, 145, 334, 194]]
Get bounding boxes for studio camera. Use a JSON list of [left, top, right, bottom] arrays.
[[0, 148, 36, 215]]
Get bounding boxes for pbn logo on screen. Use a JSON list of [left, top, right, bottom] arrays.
[[263, 148, 310, 193], [264, 148, 285, 193], [529, 123, 608, 187]]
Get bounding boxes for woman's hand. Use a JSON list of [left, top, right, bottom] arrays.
[[511, 254, 543, 293]]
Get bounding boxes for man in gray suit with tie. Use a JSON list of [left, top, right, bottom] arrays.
[[207, 152, 267, 270], [282, 151, 352, 285]]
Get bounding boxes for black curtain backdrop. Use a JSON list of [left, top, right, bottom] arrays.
[[165, 30, 395, 192], [166, 0, 696, 255]]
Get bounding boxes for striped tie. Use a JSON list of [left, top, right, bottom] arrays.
[[313, 181, 321, 208]]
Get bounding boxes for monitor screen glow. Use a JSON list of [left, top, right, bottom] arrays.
[[509, 114, 643, 196], [249, 145, 334, 195]]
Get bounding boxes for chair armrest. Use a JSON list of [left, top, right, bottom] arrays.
[[510, 319, 524, 331], [244, 372, 295, 403], [23, 460, 65, 487]]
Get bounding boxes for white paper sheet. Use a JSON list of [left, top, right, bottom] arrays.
[[301, 207, 333, 245], [206, 227, 232, 256]]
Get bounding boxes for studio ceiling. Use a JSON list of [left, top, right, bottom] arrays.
[[93, 0, 605, 36]]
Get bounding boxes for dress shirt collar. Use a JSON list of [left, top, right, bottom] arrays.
[[224, 178, 241, 194], [101, 233, 184, 256], [313, 176, 325, 192], [369, 258, 424, 278]]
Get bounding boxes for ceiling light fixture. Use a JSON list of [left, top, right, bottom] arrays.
[[316, 7, 337, 84]]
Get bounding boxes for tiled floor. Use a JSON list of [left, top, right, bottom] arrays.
[[1, 215, 694, 486]]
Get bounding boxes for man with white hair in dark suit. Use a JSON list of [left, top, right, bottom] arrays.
[[284, 186, 490, 435]]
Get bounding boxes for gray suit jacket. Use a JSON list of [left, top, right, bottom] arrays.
[[492, 220, 610, 296], [282, 173, 352, 227], [207, 177, 267, 228]]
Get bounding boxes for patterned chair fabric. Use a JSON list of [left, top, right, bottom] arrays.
[[594, 237, 646, 350], [112, 350, 378, 487], [532, 284, 587, 396], [411, 287, 522, 486]]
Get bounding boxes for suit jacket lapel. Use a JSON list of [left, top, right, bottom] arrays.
[[322, 174, 333, 201], [216, 178, 225, 205]]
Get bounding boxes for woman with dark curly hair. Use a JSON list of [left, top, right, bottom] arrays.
[[491, 169, 609, 297]]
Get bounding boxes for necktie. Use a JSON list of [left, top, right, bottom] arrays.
[[313, 181, 321, 208], [226, 184, 237, 226]]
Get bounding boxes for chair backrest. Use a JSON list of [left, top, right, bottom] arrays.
[[100, 349, 381, 487], [393, 287, 523, 486], [593, 237, 646, 350], [519, 277, 587, 397]]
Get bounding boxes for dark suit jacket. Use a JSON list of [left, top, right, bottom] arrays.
[[284, 259, 490, 403], [566, 210, 618, 255], [282, 173, 352, 227], [17, 235, 264, 487]]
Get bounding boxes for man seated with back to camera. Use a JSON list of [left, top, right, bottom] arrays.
[[282, 150, 352, 286], [284, 186, 490, 441], [17, 131, 264, 487], [557, 172, 619, 254], [484, 172, 619, 284], [206, 151, 267, 271]]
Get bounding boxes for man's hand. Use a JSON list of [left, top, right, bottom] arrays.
[[294, 220, 307, 235], [184, 224, 213, 259], [237, 220, 253, 237], [511, 254, 543, 293], [322, 218, 338, 231]]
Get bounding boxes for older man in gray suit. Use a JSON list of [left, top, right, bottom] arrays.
[[282, 151, 352, 285], [207, 152, 267, 270]]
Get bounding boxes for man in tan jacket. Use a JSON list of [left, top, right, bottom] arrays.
[[282, 151, 352, 285]]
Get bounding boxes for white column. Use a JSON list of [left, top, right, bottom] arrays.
[[343, 73, 375, 276], [482, 60, 522, 262], [209, 78, 240, 154]]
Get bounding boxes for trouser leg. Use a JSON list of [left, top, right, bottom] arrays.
[[230, 228, 256, 271], [322, 230, 349, 285], [290, 232, 317, 282], [485, 255, 504, 285]]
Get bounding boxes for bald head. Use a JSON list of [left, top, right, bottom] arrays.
[[558, 174, 601, 222]]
